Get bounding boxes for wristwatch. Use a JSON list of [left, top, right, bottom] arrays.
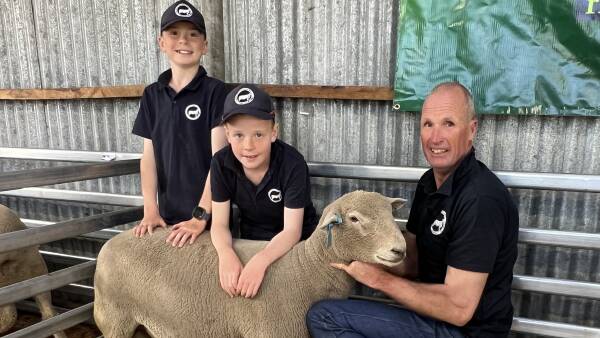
[[192, 206, 211, 222]]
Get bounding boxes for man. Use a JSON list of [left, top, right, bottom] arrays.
[[306, 82, 519, 338]]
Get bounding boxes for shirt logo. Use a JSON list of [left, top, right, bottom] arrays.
[[234, 88, 255, 105], [430, 210, 446, 235], [268, 189, 282, 203], [185, 104, 201, 120], [175, 3, 193, 17]]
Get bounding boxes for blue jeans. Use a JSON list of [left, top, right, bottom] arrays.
[[306, 299, 466, 338]]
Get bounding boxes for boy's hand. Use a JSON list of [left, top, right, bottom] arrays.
[[134, 212, 167, 237], [237, 254, 269, 298], [218, 251, 243, 298], [166, 218, 207, 247]]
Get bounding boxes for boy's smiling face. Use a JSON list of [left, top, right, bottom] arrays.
[[159, 21, 207, 69], [225, 115, 277, 174]]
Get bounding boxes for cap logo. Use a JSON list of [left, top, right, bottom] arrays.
[[234, 88, 255, 105], [175, 3, 193, 17], [430, 210, 446, 235], [268, 189, 282, 203], [185, 104, 202, 120]]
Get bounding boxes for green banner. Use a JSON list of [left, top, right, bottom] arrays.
[[394, 0, 600, 116]]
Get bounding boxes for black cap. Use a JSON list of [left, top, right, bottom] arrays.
[[160, 1, 206, 35], [222, 84, 275, 124]]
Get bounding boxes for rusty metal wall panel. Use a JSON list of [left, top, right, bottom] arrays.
[[32, 0, 158, 87], [224, 0, 397, 85], [0, 0, 40, 89]]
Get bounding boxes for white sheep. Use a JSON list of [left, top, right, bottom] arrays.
[[94, 190, 407, 338], [0, 204, 67, 338]]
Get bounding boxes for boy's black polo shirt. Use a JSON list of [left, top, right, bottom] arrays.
[[406, 149, 519, 338], [211, 139, 318, 241], [132, 66, 226, 225]]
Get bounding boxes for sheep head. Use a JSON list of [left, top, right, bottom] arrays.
[[318, 190, 406, 267]]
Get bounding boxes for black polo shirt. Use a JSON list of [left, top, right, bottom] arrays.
[[406, 149, 518, 338], [211, 139, 318, 241], [132, 67, 226, 225]]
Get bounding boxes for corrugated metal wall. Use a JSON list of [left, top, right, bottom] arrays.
[[0, 0, 599, 334]]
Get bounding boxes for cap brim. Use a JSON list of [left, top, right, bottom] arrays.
[[161, 19, 206, 33], [221, 110, 275, 125]]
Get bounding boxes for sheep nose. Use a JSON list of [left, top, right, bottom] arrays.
[[391, 248, 406, 260]]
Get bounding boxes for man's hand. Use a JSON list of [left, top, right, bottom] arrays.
[[166, 218, 207, 247], [133, 211, 167, 237], [218, 251, 243, 298], [237, 254, 269, 298], [331, 261, 389, 289]]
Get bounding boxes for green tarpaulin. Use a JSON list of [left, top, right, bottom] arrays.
[[394, 0, 600, 115]]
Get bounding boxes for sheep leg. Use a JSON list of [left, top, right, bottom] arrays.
[[0, 304, 17, 334], [94, 302, 139, 338], [33, 292, 68, 338]]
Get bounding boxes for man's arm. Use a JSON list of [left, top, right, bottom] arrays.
[[236, 207, 304, 298], [334, 262, 487, 327], [167, 126, 228, 246], [134, 138, 167, 237]]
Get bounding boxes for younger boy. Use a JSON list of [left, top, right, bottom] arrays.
[[132, 0, 227, 240], [210, 84, 318, 299]]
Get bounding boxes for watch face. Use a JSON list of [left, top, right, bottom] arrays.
[[193, 206, 206, 219]]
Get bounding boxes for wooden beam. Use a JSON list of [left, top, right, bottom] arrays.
[[262, 84, 393, 101], [0, 85, 144, 100], [0, 84, 393, 101]]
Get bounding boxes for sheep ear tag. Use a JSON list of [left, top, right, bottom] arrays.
[[325, 214, 342, 248]]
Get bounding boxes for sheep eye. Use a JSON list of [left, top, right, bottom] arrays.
[[349, 216, 359, 223]]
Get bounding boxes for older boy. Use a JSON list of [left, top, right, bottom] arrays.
[[132, 0, 227, 241], [210, 84, 318, 299]]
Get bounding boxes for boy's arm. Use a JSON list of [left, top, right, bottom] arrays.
[[237, 207, 304, 298], [134, 138, 167, 237], [211, 200, 243, 297], [167, 126, 228, 246]]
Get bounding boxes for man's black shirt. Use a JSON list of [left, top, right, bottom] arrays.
[[211, 139, 318, 240], [406, 149, 519, 338], [132, 67, 226, 225]]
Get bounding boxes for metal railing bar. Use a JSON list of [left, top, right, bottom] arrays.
[[40, 250, 96, 262], [0, 261, 96, 307], [19, 215, 600, 250], [307, 162, 600, 192], [2, 187, 143, 206], [24, 218, 128, 241], [0, 159, 140, 192], [513, 275, 600, 299], [511, 317, 600, 337], [0, 207, 142, 254], [519, 228, 600, 250], [0, 147, 141, 162], [1, 155, 598, 193], [2, 302, 93, 338]]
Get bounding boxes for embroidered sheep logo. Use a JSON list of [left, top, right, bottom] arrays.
[[234, 88, 255, 105], [430, 210, 446, 235], [268, 189, 282, 203], [185, 104, 201, 120], [175, 4, 193, 17]]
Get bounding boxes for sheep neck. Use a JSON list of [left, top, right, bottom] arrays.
[[292, 229, 355, 293]]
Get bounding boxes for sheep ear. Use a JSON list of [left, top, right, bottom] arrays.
[[388, 197, 407, 210], [319, 208, 342, 230]]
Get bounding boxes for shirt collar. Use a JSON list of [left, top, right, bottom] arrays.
[[157, 66, 208, 92], [420, 148, 477, 196]]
